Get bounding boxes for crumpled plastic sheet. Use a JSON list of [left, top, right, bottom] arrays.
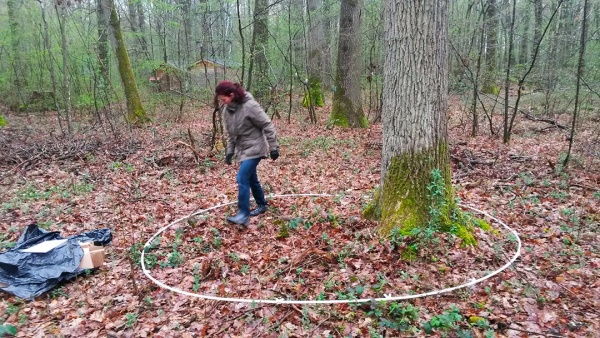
[[0, 223, 112, 300]]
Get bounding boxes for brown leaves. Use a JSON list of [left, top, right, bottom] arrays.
[[1, 107, 598, 336]]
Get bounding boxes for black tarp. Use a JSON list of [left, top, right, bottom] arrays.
[[0, 223, 112, 300]]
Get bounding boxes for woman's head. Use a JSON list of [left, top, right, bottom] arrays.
[[215, 80, 246, 107]]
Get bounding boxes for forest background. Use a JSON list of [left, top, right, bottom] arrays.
[[0, 0, 599, 337]]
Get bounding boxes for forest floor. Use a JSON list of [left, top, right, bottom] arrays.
[[0, 99, 599, 337]]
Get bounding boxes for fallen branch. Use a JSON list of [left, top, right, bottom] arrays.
[[520, 110, 568, 130], [176, 141, 202, 163], [506, 324, 562, 337], [187, 127, 199, 163]]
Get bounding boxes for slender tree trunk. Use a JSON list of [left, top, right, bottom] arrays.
[[533, 0, 543, 60], [7, 0, 25, 109], [96, 0, 115, 132], [502, 0, 516, 143], [180, 0, 192, 67], [38, 0, 63, 134], [563, 0, 588, 169], [98, 0, 110, 85], [472, 3, 487, 137], [330, 0, 367, 128], [108, 0, 148, 125], [126, 0, 149, 61], [55, 1, 73, 134], [518, 1, 530, 65], [136, 1, 148, 58], [236, 0, 246, 86], [505, 1, 562, 143], [287, 0, 294, 124]]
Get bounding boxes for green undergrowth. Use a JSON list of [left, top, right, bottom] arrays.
[[365, 165, 493, 260]]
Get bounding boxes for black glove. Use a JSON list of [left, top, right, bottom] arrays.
[[270, 149, 279, 161], [225, 153, 233, 165]]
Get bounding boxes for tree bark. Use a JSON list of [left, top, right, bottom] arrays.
[[502, 0, 516, 143], [533, 0, 543, 60], [55, 1, 73, 134], [247, 0, 269, 103], [330, 0, 367, 128], [38, 0, 62, 133], [563, 0, 588, 169], [108, 0, 148, 125], [518, 1, 530, 65], [482, 0, 499, 94], [365, 1, 479, 245], [303, 0, 325, 108], [7, 0, 25, 109]]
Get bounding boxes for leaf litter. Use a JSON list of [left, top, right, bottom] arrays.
[[0, 102, 598, 337]]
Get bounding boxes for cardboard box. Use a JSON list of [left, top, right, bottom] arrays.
[[78, 242, 105, 269]]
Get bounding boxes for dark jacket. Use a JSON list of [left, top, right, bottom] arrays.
[[224, 93, 278, 162]]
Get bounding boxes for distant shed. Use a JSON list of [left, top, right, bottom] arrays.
[[149, 63, 185, 92], [188, 59, 241, 90]]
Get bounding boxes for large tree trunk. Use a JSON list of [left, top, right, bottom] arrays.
[[365, 1, 478, 246], [330, 0, 367, 128], [108, 0, 148, 125]]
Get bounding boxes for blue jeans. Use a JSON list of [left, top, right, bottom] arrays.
[[236, 157, 267, 215]]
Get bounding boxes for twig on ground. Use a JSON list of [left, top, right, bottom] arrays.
[[507, 324, 562, 337], [176, 141, 202, 164]]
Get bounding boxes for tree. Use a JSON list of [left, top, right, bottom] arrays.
[[330, 0, 367, 128], [108, 0, 148, 125], [518, 0, 531, 65], [563, 0, 589, 169], [247, 0, 270, 103], [55, 1, 73, 134], [38, 0, 63, 133], [303, 0, 326, 109], [7, 0, 25, 109], [127, 0, 149, 60], [364, 1, 482, 246], [482, 0, 499, 94]]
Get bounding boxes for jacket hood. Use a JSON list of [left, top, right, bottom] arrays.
[[227, 92, 254, 113]]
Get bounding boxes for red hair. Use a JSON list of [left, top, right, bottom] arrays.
[[214, 80, 246, 107]]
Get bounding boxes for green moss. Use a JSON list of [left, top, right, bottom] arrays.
[[110, 1, 148, 126], [482, 84, 500, 95], [302, 78, 325, 107], [362, 189, 382, 220], [330, 87, 368, 128], [329, 105, 350, 127], [364, 143, 490, 252]]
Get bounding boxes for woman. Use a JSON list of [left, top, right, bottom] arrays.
[[215, 80, 279, 227]]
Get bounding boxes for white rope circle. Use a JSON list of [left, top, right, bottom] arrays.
[[141, 194, 521, 304]]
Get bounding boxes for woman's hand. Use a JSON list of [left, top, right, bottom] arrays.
[[270, 149, 279, 161], [225, 153, 234, 165]]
